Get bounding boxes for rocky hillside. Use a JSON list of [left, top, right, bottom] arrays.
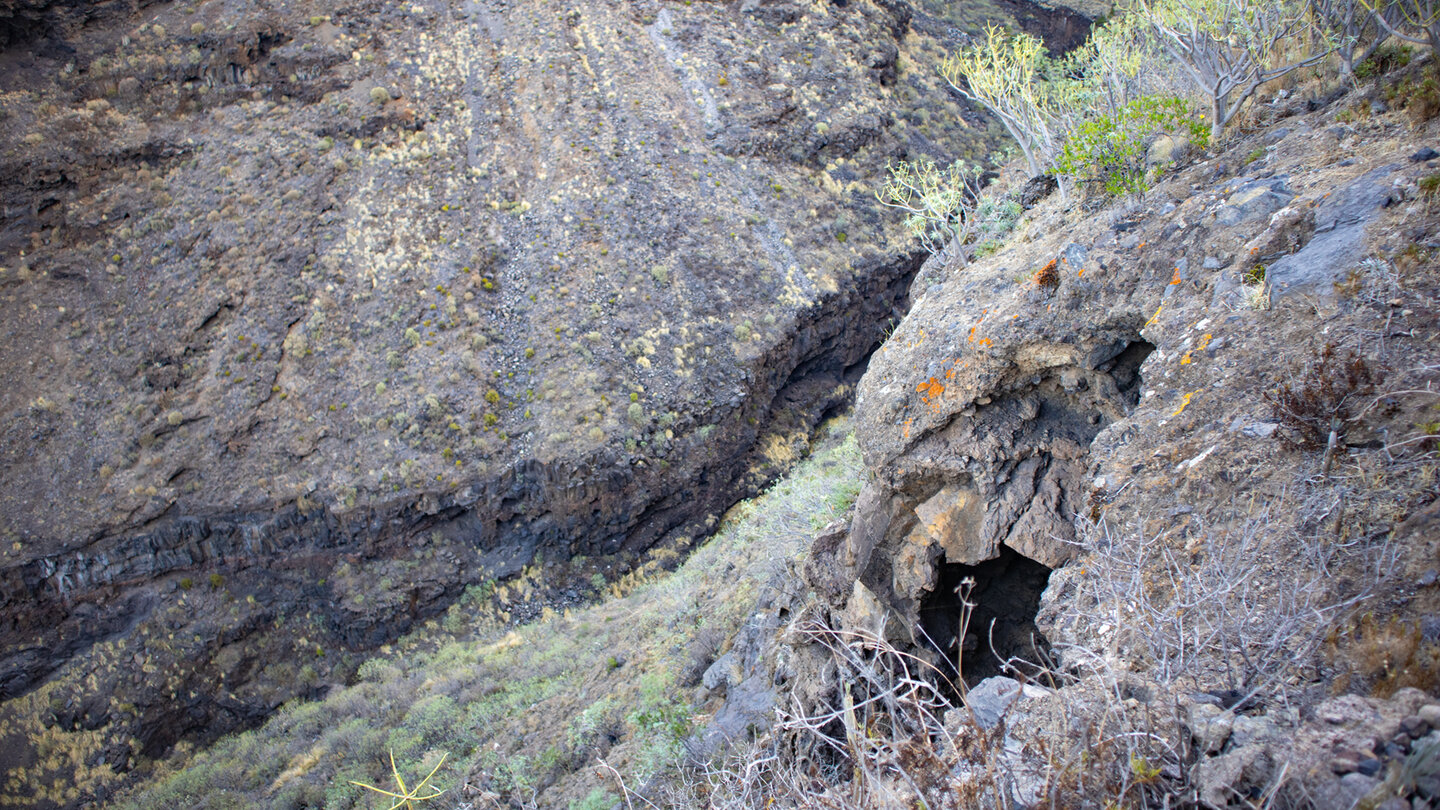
[[0, 0, 1103, 805], [7, 0, 1439, 807], [793, 61, 1440, 807], [101, 60, 1440, 810]]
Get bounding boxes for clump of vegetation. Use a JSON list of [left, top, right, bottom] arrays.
[[1264, 343, 1383, 449], [1353, 42, 1412, 79], [1325, 613, 1440, 697], [1054, 95, 1209, 196], [874, 158, 986, 258]]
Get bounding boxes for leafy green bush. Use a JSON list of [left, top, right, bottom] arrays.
[[1054, 95, 1208, 195]]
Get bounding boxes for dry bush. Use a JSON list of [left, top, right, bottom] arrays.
[[1264, 343, 1384, 450], [1324, 613, 1440, 698], [603, 618, 1199, 810], [1063, 502, 1387, 710]]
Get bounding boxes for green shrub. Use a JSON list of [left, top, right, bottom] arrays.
[[1355, 43, 1413, 78], [1054, 95, 1208, 196], [970, 196, 1023, 246]]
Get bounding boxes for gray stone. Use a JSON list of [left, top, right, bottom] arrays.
[[1213, 177, 1294, 226], [693, 675, 774, 758], [702, 652, 739, 692], [1310, 773, 1382, 810], [1203, 256, 1222, 269], [1268, 164, 1398, 302], [965, 676, 1024, 729], [1147, 133, 1195, 167], [1420, 570, 1438, 588], [1317, 694, 1382, 726], [1194, 745, 1268, 808], [1419, 704, 1440, 728], [1230, 714, 1279, 747], [1189, 703, 1235, 753], [1242, 422, 1280, 439]]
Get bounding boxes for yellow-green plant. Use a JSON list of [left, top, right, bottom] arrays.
[[349, 750, 447, 809], [941, 25, 1090, 176], [1075, 14, 1157, 113], [874, 158, 985, 259]]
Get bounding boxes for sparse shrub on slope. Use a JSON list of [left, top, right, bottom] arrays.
[[940, 26, 1089, 178], [1264, 343, 1383, 451], [1054, 95, 1210, 196], [873, 159, 1025, 262], [873, 158, 985, 260]]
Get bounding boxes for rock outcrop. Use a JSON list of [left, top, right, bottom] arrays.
[[796, 66, 1440, 807]]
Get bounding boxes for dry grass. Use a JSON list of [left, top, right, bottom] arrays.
[[1325, 613, 1440, 698]]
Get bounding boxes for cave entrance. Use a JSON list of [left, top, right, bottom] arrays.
[[917, 547, 1052, 688]]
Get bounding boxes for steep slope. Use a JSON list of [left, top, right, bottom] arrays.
[[0, 0, 1101, 805], [797, 67, 1440, 806]]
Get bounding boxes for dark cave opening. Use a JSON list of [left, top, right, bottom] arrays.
[[917, 547, 1053, 688]]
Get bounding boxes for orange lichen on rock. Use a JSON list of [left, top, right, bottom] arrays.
[[916, 377, 945, 403], [1035, 258, 1059, 289]]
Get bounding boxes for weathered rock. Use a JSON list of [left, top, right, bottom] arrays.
[[1193, 745, 1271, 809], [1267, 164, 1398, 301], [1212, 177, 1294, 226], [1419, 704, 1440, 728], [1145, 132, 1194, 168], [964, 675, 1025, 729], [1189, 703, 1235, 754]]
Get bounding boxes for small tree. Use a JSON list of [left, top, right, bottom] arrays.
[[1076, 14, 1159, 114], [941, 26, 1087, 176], [1319, 0, 1397, 78], [1130, 0, 1333, 141], [874, 158, 986, 261]]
